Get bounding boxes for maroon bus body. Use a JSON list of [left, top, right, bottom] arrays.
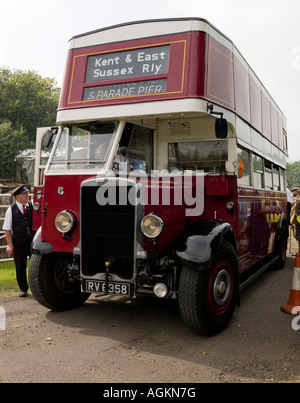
[[33, 173, 286, 275]]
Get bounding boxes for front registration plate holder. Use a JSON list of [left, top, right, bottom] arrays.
[[82, 279, 131, 296]]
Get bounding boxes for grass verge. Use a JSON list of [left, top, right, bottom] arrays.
[[0, 260, 19, 296]]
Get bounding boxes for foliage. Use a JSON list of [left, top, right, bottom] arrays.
[[0, 67, 60, 179], [287, 161, 300, 189], [0, 120, 27, 179]]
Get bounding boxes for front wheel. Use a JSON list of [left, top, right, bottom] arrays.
[[28, 253, 89, 311], [178, 241, 239, 336]]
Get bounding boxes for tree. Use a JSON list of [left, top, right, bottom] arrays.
[[0, 67, 60, 144], [0, 67, 60, 179], [0, 120, 27, 179], [287, 161, 300, 189]]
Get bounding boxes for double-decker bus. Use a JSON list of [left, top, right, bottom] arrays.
[[29, 18, 288, 335]]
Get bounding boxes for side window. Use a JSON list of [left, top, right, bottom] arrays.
[[273, 164, 280, 190], [168, 141, 228, 173], [253, 154, 264, 188], [279, 168, 285, 191], [264, 159, 273, 189], [237, 147, 251, 186], [283, 128, 288, 152]]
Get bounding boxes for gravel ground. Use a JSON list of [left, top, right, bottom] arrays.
[[0, 253, 299, 384]]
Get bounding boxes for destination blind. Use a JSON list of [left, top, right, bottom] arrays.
[[83, 79, 167, 100], [85, 45, 170, 82], [83, 45, 170, 101]]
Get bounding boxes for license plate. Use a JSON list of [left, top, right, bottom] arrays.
[[83, 280, 130, 296]]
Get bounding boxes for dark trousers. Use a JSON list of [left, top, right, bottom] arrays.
[[13, 245, 31, 292], [14, 253, 28, 292]]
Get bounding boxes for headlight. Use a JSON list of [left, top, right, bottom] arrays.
[[55, 210, 76, 233], [141, 214, 163, 238], [33, 202, 40, 211], [226, 201, 234, 210]]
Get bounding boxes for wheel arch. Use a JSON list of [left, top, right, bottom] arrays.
[[276, 212, 289, 243], [175, 220, 238, 271], [31, 227, 53, 255]]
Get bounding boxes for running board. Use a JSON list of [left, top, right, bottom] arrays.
[[239, 255, 280, 291]]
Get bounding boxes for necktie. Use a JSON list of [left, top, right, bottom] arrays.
[[23, 205, 26, 215]]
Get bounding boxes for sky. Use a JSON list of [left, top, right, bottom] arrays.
[[0, 0, 300, 162]]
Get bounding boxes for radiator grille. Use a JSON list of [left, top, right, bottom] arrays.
[[81, 185, 135, 279]]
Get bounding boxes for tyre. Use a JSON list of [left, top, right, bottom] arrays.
[[28, 253, 90, 311], [273, 236, 287, 270], [178, 241, 239, 336]]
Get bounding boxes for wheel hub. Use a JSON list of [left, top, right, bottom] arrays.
[[213, 269, 231, 306]]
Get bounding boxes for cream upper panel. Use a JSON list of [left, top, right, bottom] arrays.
[[68, 18, 232, 52]]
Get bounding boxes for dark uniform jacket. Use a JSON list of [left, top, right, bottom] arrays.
[[11, 202, 34, 253]]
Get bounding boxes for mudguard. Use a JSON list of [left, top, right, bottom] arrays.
[[31, 227, 53, 255], [175, 220, 237, 270]]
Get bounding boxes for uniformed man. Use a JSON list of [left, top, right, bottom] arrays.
[[2, 185, 35, 297], [290, 186, 300, 253]]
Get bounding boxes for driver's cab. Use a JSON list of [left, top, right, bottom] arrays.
[[46, 121, 153, 175], [43, 114, 233, 179]]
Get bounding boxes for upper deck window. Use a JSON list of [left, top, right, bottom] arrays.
[[168, 141, 228, 173], [48, 122, 117, 170]]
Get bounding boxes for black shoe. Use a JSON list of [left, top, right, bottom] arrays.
[[19, 291, 27, 298]]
